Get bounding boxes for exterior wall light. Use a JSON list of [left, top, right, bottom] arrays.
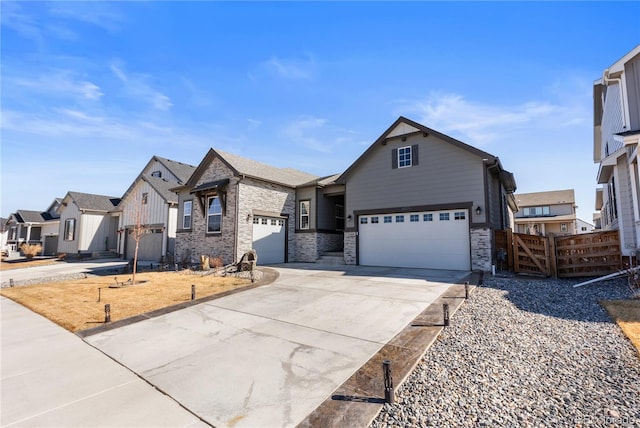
[[476, 206, 482, 215]]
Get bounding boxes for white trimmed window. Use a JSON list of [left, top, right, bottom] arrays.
[[300, 201, 310, 229], [207, 196, 222, 233], [398, 146, 412, 168], [142, 193, 148, 205], [64, 218, 75, 241], [561, 223, 567, 232], [183, 201, 192, 229]]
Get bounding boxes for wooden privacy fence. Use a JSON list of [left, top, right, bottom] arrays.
[[494, 229, 623, 278]]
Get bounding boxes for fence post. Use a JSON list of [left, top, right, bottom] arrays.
[[548, 233, 558, 278], [191, 285, 196, 300]]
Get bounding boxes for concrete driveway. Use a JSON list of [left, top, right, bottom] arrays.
[[85, 263, 469, 428]]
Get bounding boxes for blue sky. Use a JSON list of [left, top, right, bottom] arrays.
[[2, 1, 639, 222]]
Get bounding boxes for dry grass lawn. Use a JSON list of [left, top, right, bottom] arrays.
[[601, 299, 640, 356], [0, 271, 250, 332]]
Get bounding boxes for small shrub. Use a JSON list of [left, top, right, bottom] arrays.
[[20, 243, 42, 260]]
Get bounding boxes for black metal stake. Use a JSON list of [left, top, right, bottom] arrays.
[[10, 278, 14, 287], [191, 284, 196, 300], [383, 360, 394, 404], [443, 303, 450, 327], [104, 304, 111, 323], [465, 281, 469, 299], [97, 287, 101, 302]]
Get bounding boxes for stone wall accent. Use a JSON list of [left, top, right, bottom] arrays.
[[295, 232, 318, 262], [471, 227, 492, 272], [236, 178, 296, 262], [344, 231, 357, 265], [318, 232, 343, 254], [174, 159, 238, 266]]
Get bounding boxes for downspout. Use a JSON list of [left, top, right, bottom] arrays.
[[234, 174, 244, 263], [602, 69, 629, 130]]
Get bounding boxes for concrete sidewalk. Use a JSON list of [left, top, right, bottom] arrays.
[[0, 259, 129, 287], [0, 297, 207, 427]]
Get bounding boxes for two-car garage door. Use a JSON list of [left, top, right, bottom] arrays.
[[358, 209, 470, 270]]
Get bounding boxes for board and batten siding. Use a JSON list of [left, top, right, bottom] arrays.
[[119, 181, 169, 228], [601, 82, 625, 157], [626, 54, 640, 131], [617, 156, 637, 251], [145, 159, 179, 182], [345, 133, 485, 223], [79, 213, 111, 252]]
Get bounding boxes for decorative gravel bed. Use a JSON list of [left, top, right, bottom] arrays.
[[370, 275, 640, 427]]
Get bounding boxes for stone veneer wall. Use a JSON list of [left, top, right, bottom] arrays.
[[236, 178, 296, 262], [174, 160, 296, 266], [471, 227, 492, 271], [344, 231, 357, 265], [295, 232, 344, 263]]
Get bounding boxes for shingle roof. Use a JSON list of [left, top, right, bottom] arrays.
[[515, 189, 575, 207], [215, 149, 319, 187], [68, 191, 120, 212], [154, 156, 197, 183], [143, 174, 182, 204]]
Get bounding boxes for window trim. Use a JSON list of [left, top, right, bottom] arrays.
[[206, 195, 222, 234], [64, 218, 76, 241], [300, 200, 310, 230], [183, 200, 193, 230], [398, 146, 412, 168]]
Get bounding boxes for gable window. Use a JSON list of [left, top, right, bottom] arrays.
[[300, 200, 310, 229], [398, 146, 412, 168], [151, 171, 162, 178], [560, 223, 567, 232], [207, 196, 222, 233], [64, 218, 75, 241], [183, 201, 192, 229], [142, 193, 149, 205]]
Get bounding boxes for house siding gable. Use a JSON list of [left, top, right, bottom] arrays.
[[344, 132, 485, 225], [57, 198, 81, 254], [143, 159, 180, 183]]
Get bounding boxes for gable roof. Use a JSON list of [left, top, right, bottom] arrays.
[[515, 189, 575, 207], [65, 191, 120, 212], [152, 156, 198, 183], [337, 116, 516, 192], [184, 148, 319, 189], [118, 156, 197, 208]]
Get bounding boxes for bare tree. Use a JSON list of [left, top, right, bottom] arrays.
[[128, 191, 149, 285]]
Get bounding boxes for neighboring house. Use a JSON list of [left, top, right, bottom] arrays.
[[5, 199, 62, 256], [56, 192, 120, 256], [172, 149, 320, 266], [594, 45, 640, 256], [337, 117, 517, 271], [173, 116, 517, 272], [576, 218, 595, 234], [115, 156, 197, 262], [1, 217, 9, 255], [514, 189, 577, 236]]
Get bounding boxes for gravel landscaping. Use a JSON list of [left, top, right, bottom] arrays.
[[371, 274, 640, 427]]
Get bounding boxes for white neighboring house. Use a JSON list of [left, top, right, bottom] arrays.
[[115, 156, 196, 263], [56, 192, 121, 257], [576, 218, 595, 234], [5, 199, 62, 256], [0, 218, 8, 255], [594, 45, 640, 256]]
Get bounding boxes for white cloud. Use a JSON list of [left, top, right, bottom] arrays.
[[110, 61, 173, 111], [9, 70, 103, 100], [48, 2, 123, 32], [281, 116, 332, 153], [261, 55, 316, 80]]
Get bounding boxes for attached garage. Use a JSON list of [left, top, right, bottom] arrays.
[[125, 228, 163, 262], [358, 209, 471, 270], [252, 216, 286, 265]]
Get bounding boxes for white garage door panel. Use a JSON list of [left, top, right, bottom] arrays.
[[359, 210, 470, 270], [252, 217, 285, 265]]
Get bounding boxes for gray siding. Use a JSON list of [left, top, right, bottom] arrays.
[[344, 133, 485, 224], [626, 54, 640, 131], [617, 155, 637, 250], [57, 199, 81, 254], [296, 186, 316, 230]]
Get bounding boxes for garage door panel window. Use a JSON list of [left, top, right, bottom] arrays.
[[360, 217, 368, 224], [371, 216, 379, 224], [207, 196, 222, 234], [384, 216, 392, 223], [395, 215, 405, 223], [424, 214, 433, 222], [300, 200, 310, 230], [439, 213, 450, 221], [454, 211, 466, 220]]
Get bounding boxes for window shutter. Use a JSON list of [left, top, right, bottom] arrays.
[[412, 144, 419, 166], [392, 148, 398, 169]]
